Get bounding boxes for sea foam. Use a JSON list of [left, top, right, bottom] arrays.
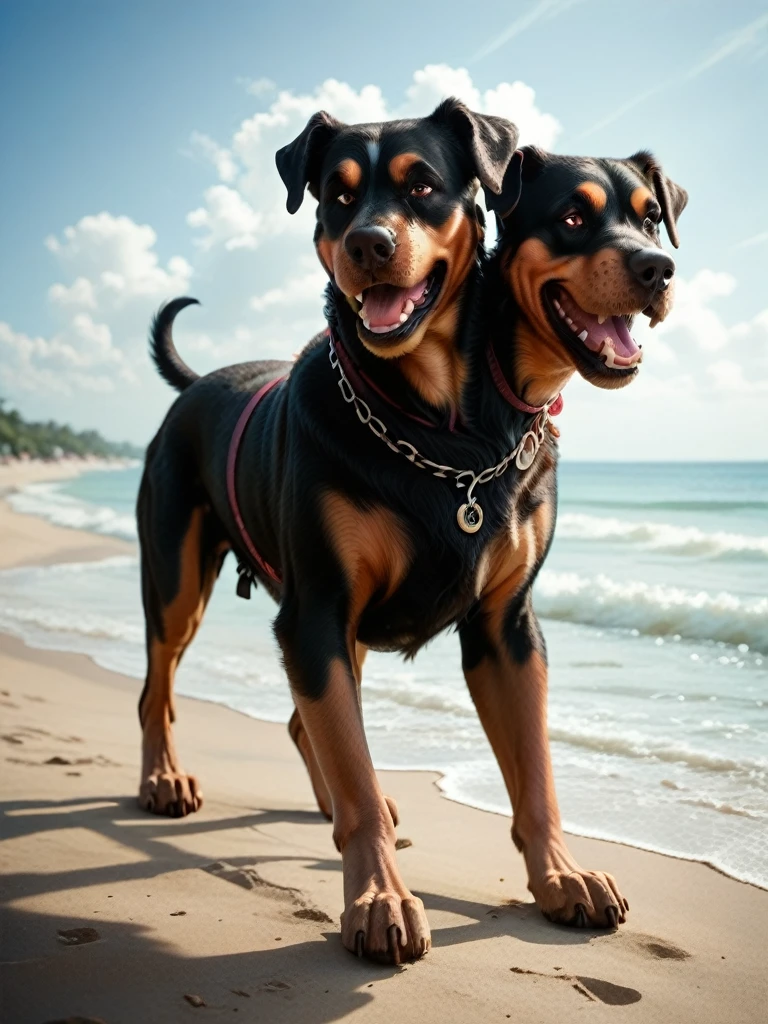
[[7, 482, 138, 540], [535, 570, 768, 650], [558, 513, 768, 560]]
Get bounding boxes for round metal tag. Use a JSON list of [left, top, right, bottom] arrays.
[[515, 432, 538, 471], [457, 501, 483, 534]]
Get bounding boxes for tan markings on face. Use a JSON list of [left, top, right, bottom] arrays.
[[322, 491, 412, 628], [631, 185, 654, 220], [506, 239, 580, 405], [316, 236, 334, 276], [507, 238, 675, 402], [338, 159, 362, 191], [378, 208, 481, 407], [563, 245, 675, 323], [576, 182, 607, 212], [388, 152, 421, 185]]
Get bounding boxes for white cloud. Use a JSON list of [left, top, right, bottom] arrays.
[[401, 65, 561, 148], [48, 276, 97, 309], [3, 213, 189, 404], [186, 65, 560, 254], [187, 185, 263, 250], [250, 264, 327, 313], [640, 269, 768, 363], [0, 314, 133, 397], [45, 213, 192, 304], [237, 76, 277, 97], [654, 269, 737, 351], [3, 65, 766, 458], [189, 131, 238, 183], [706, 359, 768, 393]]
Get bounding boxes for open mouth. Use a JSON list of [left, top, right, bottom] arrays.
[[542, 284, 643, 377], [353, 262, 447, 343]]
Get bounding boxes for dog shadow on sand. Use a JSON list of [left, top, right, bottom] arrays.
[[0, 793, 663, 1022]]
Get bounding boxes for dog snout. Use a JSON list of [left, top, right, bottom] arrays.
[[344, 226, 396, 270], [628, 248, 675, 293]]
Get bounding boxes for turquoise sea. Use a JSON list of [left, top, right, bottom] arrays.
[[2, 461, 766, 888]]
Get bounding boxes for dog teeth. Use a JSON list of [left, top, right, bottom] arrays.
[[399, 313, 408, 324], [355, 293, 363, 303], [557, 306, 566, 318], [403, 299, 415, 317], [597, 314, 606, 324], [565, 317, 573, 326], [578, 329, 589, 342], [362, 318, 371, 330], [570, 323, 579, 332], [553, 299, 562, 312]]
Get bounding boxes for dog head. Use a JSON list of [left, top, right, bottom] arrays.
[[486, 147, 687, 391], [276, 99, 519, 358]]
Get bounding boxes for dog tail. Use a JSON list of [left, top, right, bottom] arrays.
[[149, 297, 201, 392]]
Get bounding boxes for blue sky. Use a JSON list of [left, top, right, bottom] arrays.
[[1, 0, 767, 458]]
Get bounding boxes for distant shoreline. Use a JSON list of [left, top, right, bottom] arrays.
[[0, 455, 139, 499]]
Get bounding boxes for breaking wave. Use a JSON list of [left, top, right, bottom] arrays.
[[535, 570, 768, 650], [558, 513, 768, 560], [7, 482, 137, 541]]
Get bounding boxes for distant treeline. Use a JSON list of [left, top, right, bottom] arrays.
[[0, 399, 143, 460]]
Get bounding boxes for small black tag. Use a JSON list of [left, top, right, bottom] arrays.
[[236, 566, 252, 600]]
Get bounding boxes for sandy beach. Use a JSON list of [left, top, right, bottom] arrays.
[[1, 466, 766, 1024]]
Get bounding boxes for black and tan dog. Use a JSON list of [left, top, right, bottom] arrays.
[[137, 99, 685, 964]]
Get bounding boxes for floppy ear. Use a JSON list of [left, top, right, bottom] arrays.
[[275, 110, 344, 214], [484, 145, 547, 220], [430, 97, 519, 196], [626, 150, 688, 249]]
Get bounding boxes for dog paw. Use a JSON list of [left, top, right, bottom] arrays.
[[338, 827, 430, 964], [139, 771, 203, 817], [528, 841, 628, 929], [341, 885, 430, 964]]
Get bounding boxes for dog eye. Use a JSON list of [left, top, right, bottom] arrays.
[[643, 216, 658, 233], [337, 193, 355, 206], [410, 183, 433, 198], [562, 211, 583, 228]]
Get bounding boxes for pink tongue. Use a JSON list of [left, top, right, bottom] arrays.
[[610, 316, 640, 358], [362, 278, 428, 327], [561, 301, 640, 358]]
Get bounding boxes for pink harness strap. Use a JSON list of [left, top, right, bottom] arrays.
[[226, 375, 286, 585]]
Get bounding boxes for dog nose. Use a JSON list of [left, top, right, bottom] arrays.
[[628, 248, 675, 292], [345, 226, 396, 269]]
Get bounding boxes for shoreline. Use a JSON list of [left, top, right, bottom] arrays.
[[2, 460, 768, 1022], [0, 461, 765, 891]]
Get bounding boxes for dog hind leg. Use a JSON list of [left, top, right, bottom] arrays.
[[137, 463, 227, 816]]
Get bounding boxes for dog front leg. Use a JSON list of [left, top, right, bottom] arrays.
[[275, 597, 429, 963], [459, 595, 628, 929]]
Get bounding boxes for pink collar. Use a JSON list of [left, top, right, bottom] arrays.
[[331, 328, 458, 432], [487, 344, 563, 416]]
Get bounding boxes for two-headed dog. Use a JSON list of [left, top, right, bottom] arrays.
[[139, 99, 685, 963]]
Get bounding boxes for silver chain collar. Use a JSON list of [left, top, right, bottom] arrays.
[[328, 336, 551, 533]]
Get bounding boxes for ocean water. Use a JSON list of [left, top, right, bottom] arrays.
[[2, 462, 767, 889]]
